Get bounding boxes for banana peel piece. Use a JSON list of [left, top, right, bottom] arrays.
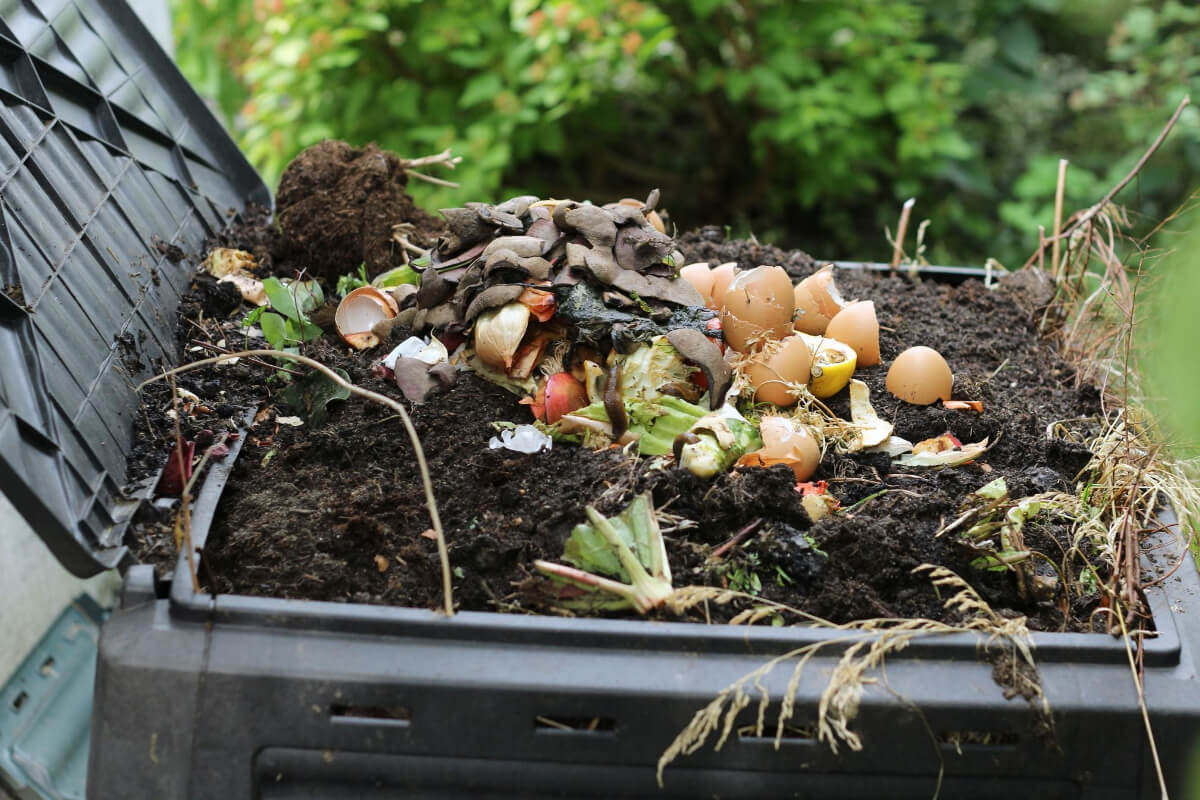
[[847, 379, 892, 449]]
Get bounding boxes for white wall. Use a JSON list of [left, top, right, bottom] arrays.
[[0, 495, 121, 686]]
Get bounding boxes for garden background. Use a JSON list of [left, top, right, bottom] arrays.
[[172, 0, 1200, 446]]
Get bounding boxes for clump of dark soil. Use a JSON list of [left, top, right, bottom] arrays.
[[129, 211, 1108, 632], [274, 140, 445, 282], [676, 226, 818, 277]]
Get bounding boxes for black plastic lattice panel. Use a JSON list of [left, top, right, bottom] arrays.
[[0, 0, 268, 577]]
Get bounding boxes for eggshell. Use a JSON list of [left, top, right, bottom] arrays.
[[744, 334, 812, 407], [825, 300, 880, 366], [720, 266, 795, 352], [754, 416, 821, 481], [708, 262, 738, 310], [335, 287, 400, 348], [679, 262, 715, 303], [793, 265, 845, 334], [886, 346, 953, 405]]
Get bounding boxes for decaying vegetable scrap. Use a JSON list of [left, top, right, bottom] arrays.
[[532, 493, 673, 614]]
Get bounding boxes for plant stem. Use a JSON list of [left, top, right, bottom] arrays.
[[889, 197, 915, 271], [137, 350, 454, 616], [1051, 159, 1068, 279]]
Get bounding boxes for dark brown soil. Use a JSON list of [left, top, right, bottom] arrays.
[[274, 141, 445, 282], [130, 215, 1108, 631]]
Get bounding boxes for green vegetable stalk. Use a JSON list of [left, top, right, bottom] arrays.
[[562, 395, 707, 455], [533, 493, 673, 614], [677, 404, 762, 478]]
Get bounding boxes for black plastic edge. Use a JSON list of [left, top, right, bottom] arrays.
[[86, 0, 269, 210]]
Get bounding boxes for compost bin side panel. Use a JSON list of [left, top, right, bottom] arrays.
[[142, 614, 1154, 798], [87, 595, 208, 799]]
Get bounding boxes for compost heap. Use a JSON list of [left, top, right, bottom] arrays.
[[190, 176, 1102, 622]]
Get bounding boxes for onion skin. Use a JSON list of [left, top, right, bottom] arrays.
[[474, 302, 531, 371]]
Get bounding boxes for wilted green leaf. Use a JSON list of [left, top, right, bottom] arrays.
[[280, 368, 352, 426]]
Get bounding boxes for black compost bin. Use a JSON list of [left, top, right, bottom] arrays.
[[2, 3, 1199, 798]]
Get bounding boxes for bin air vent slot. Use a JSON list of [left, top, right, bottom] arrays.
[[329, 704, 410, 727], [939, 729, 1019, 751], [534, 715, 615, 734], [737, 721, 817, 743]]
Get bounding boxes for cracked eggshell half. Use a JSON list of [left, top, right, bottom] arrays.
[[793, 265, 846, 335], [720, 266, 795, 352], [743, 334, 812, 407], [886, 346, 953, 405], [739, 416, 821, 481], [824, 300, 880, 367], [335, 287, 399, 349]]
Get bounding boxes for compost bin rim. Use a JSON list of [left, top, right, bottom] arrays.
[[164, 370, 1187, 669]]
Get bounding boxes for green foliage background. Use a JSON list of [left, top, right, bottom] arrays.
[[174, 0, 1200, 265]]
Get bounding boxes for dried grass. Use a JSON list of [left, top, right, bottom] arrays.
[[657, 566, 1040, 785]]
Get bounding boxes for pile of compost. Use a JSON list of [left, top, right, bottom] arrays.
[[129, 143, 1105, 631]]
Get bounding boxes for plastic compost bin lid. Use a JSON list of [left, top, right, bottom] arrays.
[[0, 0, 268, 577]]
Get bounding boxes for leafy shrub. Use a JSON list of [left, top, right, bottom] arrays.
[[174, 0, 1200, 266]]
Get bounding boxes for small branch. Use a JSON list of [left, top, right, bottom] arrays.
[[189, 339, 304, 377], [1065, 95, 1190, 240], [708, 518, 763, 561], [405, 170, 461, 188], [138, 350, 455, 616], [1051, 159, 1068, 279], [890, 198, 915, 271], [1021, 96, 1190, 273], [398, 148, 462, 171]]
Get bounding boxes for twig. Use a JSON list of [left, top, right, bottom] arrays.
[[168, 376, 200, 593], [1051, 159, 1068, 279], [138, 350, 455, 616], [189, 339, 304, 377], [1116, 602, 1168, 800], [708, 519, 763, 561], [1064, 95, 1190, 241], [398, 148, 462, 171], [405, 170, 461, 189], [1021, 96, 1191, 272], [889, 198, 915, 271]]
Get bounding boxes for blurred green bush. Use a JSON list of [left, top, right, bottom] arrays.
[[174, 0, 1200, 265]]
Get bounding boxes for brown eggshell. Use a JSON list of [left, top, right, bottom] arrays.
[[679, 263, 714, 304], [744, 335, 812, 407], [707, 262, 738, 310], [886, 346, 953, 405], [825, 300, 880, 366], [754, 416, 821, 481], [720, 266, 795, 352], [793, 266, 845, 334]]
